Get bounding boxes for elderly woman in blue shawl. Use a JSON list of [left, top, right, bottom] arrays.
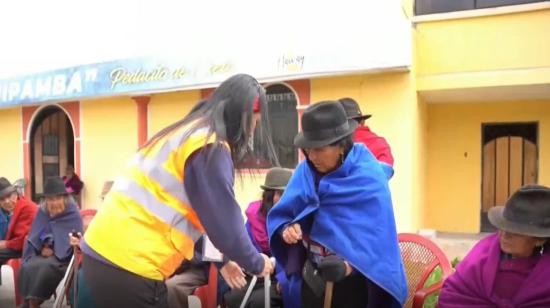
[[19, 177, 83, 308], [267, 101, 407, 308]]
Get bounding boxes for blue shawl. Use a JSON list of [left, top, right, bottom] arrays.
[[0, 209, 10, 240], [267, 144, 407, 307], [23, 201, 83, 262]]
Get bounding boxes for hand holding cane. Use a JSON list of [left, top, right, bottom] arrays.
[[318, 256, 349, 308], [239, 257, 275, 308]]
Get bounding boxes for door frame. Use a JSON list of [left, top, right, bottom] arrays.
[[480, 121, 539, 232], [22, 102, 81, 200]]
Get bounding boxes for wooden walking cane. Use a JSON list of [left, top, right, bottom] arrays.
[[323, 281, 334, 308]]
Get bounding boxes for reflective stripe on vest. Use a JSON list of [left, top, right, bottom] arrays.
[[85, 124, 220, 280]]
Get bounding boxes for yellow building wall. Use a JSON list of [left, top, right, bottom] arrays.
[[148, 91, 201, 137], [80, 97, 138, 209], [234, 173, 267, 211], [426, 101, 550, 233], [416, 9, 550, 76], [310, 73, 423, 232], [415, 9, 550, 92], [0, 107, 23, 181]]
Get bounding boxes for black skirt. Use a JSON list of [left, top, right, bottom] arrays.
[[18, 255, 69, 301]]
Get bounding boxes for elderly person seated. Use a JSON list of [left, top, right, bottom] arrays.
[[18, 177, 83, 308], [267, 101, 407, 308], [0, 177, 37, 264], [439, 185, 550, 307]]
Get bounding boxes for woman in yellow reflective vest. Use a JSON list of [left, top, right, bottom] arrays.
[[80, 74, 277, 308]]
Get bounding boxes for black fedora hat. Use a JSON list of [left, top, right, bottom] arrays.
[[488, 185, 550, 238], [260, 168, 293, 191], [294, 101, 358, 149], [0, 177, 16, 199], [43, 177, 69, 197], [339, 98, 372, 121]]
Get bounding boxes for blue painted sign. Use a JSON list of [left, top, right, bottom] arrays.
[[0, 49, 410, 108], [0, 57, 232, 108]]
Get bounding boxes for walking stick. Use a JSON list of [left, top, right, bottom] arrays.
[[239, 258, 275, 308], [53, 253, 75, 308], [239, 276, 258, 308], [323, 281, 334, 308], [264, 273, 271, 308], [72, 244, 78, 308]]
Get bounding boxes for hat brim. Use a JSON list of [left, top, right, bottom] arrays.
[[294, 120, 358, 149], [260, 185, 286, 191], [488, 206, 550, 238], [0, 186, 16, 199], [41, 191, 70, 198], [350, 114, 372, 121]]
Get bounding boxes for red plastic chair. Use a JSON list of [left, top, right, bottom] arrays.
[[193, 263, 219, 308], [80, 208, 97, 232], [6, 258, 23, 306], [398, 233, 453, 308]]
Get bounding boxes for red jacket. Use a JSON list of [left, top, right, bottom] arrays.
[[5, 197, 37, 251], [353, 126, 394, 167]]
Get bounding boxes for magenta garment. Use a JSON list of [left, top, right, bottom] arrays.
[[439, 233, 550, 308], [245, 201, 270, 254], [63, 174, 83, 195], [493, 254, 538, 300]]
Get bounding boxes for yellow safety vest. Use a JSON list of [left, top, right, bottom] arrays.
[[85, 124, 219, 280]]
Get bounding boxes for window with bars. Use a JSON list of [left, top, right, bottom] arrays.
[[239, 84, 299, 169], [43, 134, 59, 156]]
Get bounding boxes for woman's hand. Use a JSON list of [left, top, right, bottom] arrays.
[[220, 261, 247, 289], [318, 255, 353, 282], [41, 246, 54, 258], [257, 253, 275, 278], [69, 232, 82, 247], [282, 223, 302, 244]]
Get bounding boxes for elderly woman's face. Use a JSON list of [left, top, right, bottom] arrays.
[[45, 195, 66, 217], [304, 146, 343, 174], [499, 230, 545, 258], [0, 193, 18, 213]]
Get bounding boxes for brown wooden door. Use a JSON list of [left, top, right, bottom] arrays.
[[481, 123, 538, 231], [33, 110, 70, 196]]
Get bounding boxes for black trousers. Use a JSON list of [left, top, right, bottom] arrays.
[[302, 272, 368, 308], [0, 248, 21, 264], [82, 254, 168, 308]]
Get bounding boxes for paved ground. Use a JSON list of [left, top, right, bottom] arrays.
[[429, 231, 490, 261]]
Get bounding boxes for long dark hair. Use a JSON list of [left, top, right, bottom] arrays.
[[140, 74, 278, 168], [260, 189, 282, 217]]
